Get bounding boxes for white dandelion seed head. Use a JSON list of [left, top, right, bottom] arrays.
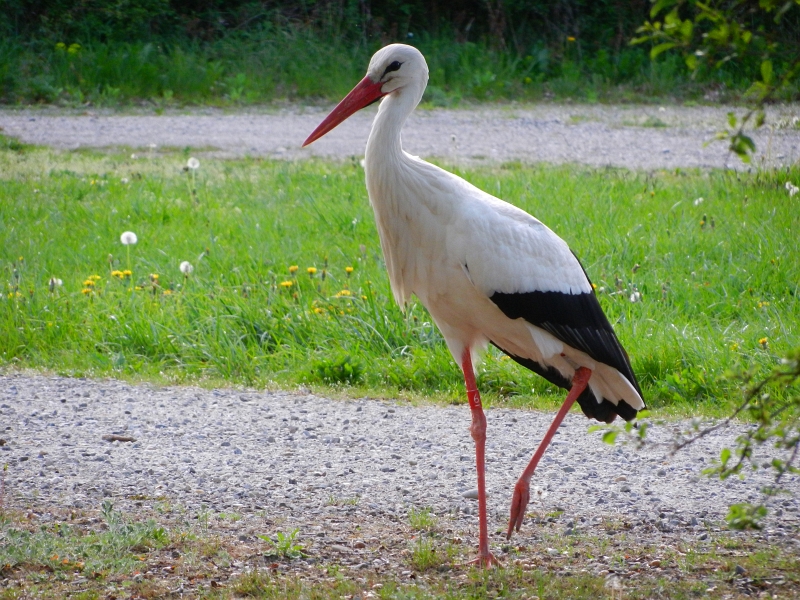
[[180, 261, 194, 274], [49, 277, 62, 287], [120, 177, 129, 184], [786, 182, 799, 197], [629, 291, 642, 303], [120, 231, 138, 245], [693, 197, 704, 206], [187, 157, 200, 170]]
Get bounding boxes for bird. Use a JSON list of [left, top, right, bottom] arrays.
[[303, 44, 644, 568]]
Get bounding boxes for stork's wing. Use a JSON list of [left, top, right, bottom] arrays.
[[451, 185, 643, 403]]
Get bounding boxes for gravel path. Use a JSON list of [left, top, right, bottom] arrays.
[[3, 372, 798, 563], [1, 103, 799, 170]]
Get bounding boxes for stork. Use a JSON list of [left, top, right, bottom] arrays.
[[303, 44, 644, 567]]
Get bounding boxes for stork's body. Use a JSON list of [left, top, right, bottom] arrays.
[[304, 44, 644, 567]]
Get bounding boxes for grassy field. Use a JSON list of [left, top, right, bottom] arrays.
[[1, 138, 798, 417]]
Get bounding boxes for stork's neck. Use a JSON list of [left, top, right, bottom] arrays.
[[365, 79, 425, 166]]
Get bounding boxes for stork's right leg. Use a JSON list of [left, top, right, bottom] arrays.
[[461, 349, 501, 568], [507, 367, 592, 539]]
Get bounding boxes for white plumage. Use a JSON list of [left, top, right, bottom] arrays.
[[304, 43, 644, 567]]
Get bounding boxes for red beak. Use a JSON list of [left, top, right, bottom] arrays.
[[303, 76, 386, 147]]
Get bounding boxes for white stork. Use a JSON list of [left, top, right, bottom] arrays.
[[303, 44, 645, 567]]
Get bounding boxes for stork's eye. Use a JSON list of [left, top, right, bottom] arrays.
[[382, 61, 403, 78]]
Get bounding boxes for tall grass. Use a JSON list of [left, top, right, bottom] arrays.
[[1, 142, 798, 415], [0, 28, 766, 108]]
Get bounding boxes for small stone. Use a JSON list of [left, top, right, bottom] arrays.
[[656, 469, 667, 476], [462, 489, 480, 499], [563, 466, 575, 473], [649, 559, 661, 567], [546, 548, 559, 556], [698, 532, 708, 540], [354, 541, 366, 549], [614, 476, 627, 482], [734, 565, 746, 576]]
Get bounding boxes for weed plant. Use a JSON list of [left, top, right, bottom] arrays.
[[0, 142, 798, 416]]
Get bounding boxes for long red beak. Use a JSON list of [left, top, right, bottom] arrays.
[[303, 76, 385, 147]]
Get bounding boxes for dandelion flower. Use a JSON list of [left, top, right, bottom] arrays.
[[336, 289, 352, 297], [307, 267, 317, 276], [759, 337, 768, 348], [83, 279, 95, 287], [288, 265, 299, 275], [280, 280, 293, 288], [120, 231, 138, 245], [314, 307, 325, 314], [567, 36, 576, 42], [122, 270, 132, 277], [629, 290, 641, 303], [180, 261, 194, 275], [345, 266, 354, 276], [187, 157, 200, 170]]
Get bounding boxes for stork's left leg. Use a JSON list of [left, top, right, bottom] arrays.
[[461, 349, 501, 568], [506, 367, 592, 539]]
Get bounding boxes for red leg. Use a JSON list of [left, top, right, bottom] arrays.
[[506, 367, 592, 540], [461, 349, 501, 568]]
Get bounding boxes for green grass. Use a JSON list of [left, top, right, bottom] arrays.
[[0, 31, 770, 108], [0, 141, 798, 416]]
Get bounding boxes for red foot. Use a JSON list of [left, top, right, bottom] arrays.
[[506, 479, 530, 540], [462, 552, 503, 569]]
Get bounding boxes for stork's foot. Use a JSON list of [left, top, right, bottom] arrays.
[[462, 551, 502, 569], [506, 479, 530, 540]]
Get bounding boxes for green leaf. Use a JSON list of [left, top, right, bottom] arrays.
[[761, 59, 773, 84], [602, 431, 618, 445], [685, 54, 698, 70], [720, 447, 731, 465], [650, 0, 676, 18], [727, 112, 737, 128], [650, 42, 677, 60], [755, 110, 766, 128]]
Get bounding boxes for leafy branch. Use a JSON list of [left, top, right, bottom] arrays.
[[632, 0, 800, 162], [595, 348, 800, 529]]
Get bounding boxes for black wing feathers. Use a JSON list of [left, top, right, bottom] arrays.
[[489, 288, 642, 422]]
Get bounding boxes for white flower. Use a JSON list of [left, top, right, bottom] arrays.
[[629, 290, 642, 303], [120, 231, 138, 245], [180, 261, 194, 274], [120, 177, 129, 184], [693, 197, 704, 206], [785, 181, 799, 197], [187, 157, 200, 170]]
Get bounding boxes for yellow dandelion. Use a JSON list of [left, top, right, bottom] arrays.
[[345, 266, 354, 275], [83, 279, 95, 287], [758, 337, 768, 348], [591, 282, 597, 290], [336, 289, 352, 296], [134, 286, 143, 291], [280, 280, 293, 288], [361, 295, 367, 300], [111, 270, 124, 278], [289, 265, 299, 274], [122, 269, 132, 277], [90, 274, 101, 281], [81, 288, 92, 295], [307, 267, 317, 276], [150, 273, 159, 280], [567, 36, 576, 42], [163, 289, 173, 295], [730, 343, 739, 351], [314, 307, 325, 314]]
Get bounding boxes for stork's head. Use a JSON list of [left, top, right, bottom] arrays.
[[303, 44, 428, 147]]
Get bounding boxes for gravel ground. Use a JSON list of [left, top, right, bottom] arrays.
[[1, 103, 799, 170], [3, 372, 799, 566]]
